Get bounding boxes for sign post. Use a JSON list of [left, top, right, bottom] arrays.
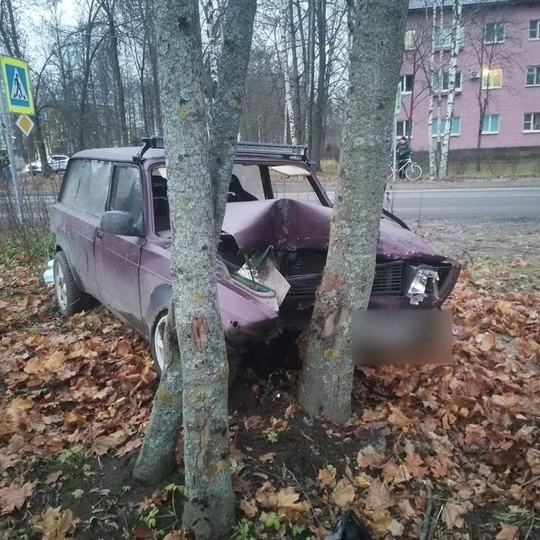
[[0, 56, 35, 222]]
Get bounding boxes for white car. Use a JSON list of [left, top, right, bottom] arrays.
[[26, 155, 69, 174]]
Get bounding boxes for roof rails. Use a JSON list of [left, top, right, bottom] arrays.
[[133, 136, 164, 163], [133, 136, 309, 162]]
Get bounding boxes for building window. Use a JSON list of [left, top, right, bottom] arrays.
[[482, 114, 500, 134], [400, 75, 414, 94], [397, 120, 412, 138], [432, 117, 461, 136], [432, 72, 462, 92], [523, 113, 540, 132], [404, 30, 416, 50], [434, 26, 464, 48], [485, 22, 505, 44], [482, 68, 502, 89], [529, 20, 540, 40], [526, 66, 540, 86]]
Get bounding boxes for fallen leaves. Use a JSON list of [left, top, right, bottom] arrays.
[[31, 506, 79, 540], [0, 481, 34, 515], [331, 480, 355, 508]]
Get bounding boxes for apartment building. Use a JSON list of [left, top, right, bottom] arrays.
[[399, 0, 540, 153]]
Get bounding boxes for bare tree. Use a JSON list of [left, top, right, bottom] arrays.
[[133, 2, 256, 540], [298, 0, 409, 422]]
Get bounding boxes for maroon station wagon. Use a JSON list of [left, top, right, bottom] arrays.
[[50, 139, 461, 372]]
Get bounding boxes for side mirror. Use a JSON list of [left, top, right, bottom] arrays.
[[100, 211, 138, 236]]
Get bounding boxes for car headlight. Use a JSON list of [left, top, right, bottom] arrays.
[[404, 265, 439, 305]]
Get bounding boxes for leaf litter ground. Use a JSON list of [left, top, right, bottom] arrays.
[[0, 254, 539, 540]]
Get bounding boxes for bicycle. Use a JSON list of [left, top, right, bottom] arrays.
[[387, 157, 422, 182]]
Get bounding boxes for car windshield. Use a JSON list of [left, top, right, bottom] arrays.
[[150, 163, 328, 237]]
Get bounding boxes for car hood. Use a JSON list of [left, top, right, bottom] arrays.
[[221, 199, 452, 263]]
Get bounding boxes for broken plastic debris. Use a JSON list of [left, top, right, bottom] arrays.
[[43, 260, 54, 286]]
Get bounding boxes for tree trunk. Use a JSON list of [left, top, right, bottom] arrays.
[[105, 8, 129, 146], [306, 0, 316, 151], [311, 0, 326, 169], [134, 0, 255, 536], [278, 9, 298, 145], [427, 1, 438, 181], [440, 0, 462, 177], [298, 0, 409, 423], [288, 0, 303, 142], [134, 304, 183, 483], [209, 0, 257, 239]]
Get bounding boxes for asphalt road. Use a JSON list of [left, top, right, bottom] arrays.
[[382, 186, 540, 220], [2, 186, 540, 222]]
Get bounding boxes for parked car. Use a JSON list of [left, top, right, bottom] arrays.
[[49, 139, 460, 373], [27, 154, 69, 174]]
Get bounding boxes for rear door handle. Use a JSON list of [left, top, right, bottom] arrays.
[[96, 229, 104, 239]]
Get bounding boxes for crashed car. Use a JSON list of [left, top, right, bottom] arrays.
[[50, 139, 460, 372]]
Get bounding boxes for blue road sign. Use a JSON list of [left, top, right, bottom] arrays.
[[0, 56, 35, 116]]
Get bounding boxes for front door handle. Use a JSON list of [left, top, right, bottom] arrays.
[[96, 229, 104, 240]]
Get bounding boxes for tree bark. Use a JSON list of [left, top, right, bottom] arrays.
[[134, 305, 183, 483], [427, 2, 438, 181], [298, 0, 409, 423]]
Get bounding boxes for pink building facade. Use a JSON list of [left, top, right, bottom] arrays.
[[399, 0, 540, 152]]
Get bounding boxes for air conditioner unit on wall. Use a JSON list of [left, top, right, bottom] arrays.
[[469, 70, 481, 79]]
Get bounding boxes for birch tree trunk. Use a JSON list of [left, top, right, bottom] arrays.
[[440, 0, 462, 177], [279, 9, 298, 144], [435, 0, 444, 179], [427, 1, 438, 181], [204, 0, 222, 85], [298, 0, 409, 423]]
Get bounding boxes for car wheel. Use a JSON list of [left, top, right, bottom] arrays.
[[151, 311, 240, 387], [53, 251, 86, 317]]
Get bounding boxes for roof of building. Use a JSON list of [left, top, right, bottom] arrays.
[[409, 0, 540, 9]]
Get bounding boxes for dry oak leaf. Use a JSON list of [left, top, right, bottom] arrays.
[[332, 480, 355, 508], [44, 471, 63, 485], [0, 481, 34, 515], [357, 445, 386, 469], [90, 430, 126, 456], [397, 499, 416, 519], [386, 518, 404, 537], [31, 506, 79, 540], [387, 406, 411, 430], [364, 479, 392, 511], [277, 487, 307, 512], [317, 467, 336, 486], [255, 481, 278, 508], [240, 498, 258, 518], [479, 332, 496, 352], [258, 452, 276, 463], [442, 501, 470, 529], [404, 452, 427, 479], [495, 524, 519, 540]]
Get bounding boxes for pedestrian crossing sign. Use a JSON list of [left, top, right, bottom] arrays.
[[0, 56, 35, 115]]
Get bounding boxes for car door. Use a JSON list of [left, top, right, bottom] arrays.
[[54, 159, 111, 299], [94, 164, 146, 334]]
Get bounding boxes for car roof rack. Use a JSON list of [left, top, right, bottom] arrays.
[[133, 136, 309, 163], [235, 141, 308, 159], [133, 136, 164, 163]]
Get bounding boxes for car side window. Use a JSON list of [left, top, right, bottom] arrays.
[[108, 166, 144, 233], [59, 159, 110, 216]]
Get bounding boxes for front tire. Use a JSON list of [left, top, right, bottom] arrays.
[[150, 311, 240, 387], [406, 163, 422, 181], [53, 251, 86, 317]]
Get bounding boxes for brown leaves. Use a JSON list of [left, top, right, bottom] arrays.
[[494, 524, 519, 540], [31, 506, 79, 540], [0, 481, 34, 515], [331, 480, 355, 508], [90, 430, 127, 456], [442, 501, 471, 529]]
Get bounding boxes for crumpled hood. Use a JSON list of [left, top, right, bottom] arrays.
[[222, 199, 451, 262]]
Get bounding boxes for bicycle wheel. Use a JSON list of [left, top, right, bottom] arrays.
[[406, 163, 422, 181]]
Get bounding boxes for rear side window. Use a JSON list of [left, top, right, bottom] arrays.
[[60, 159, 111, 217]]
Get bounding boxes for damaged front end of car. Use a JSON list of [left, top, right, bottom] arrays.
[[216, 198, 460, 365]]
